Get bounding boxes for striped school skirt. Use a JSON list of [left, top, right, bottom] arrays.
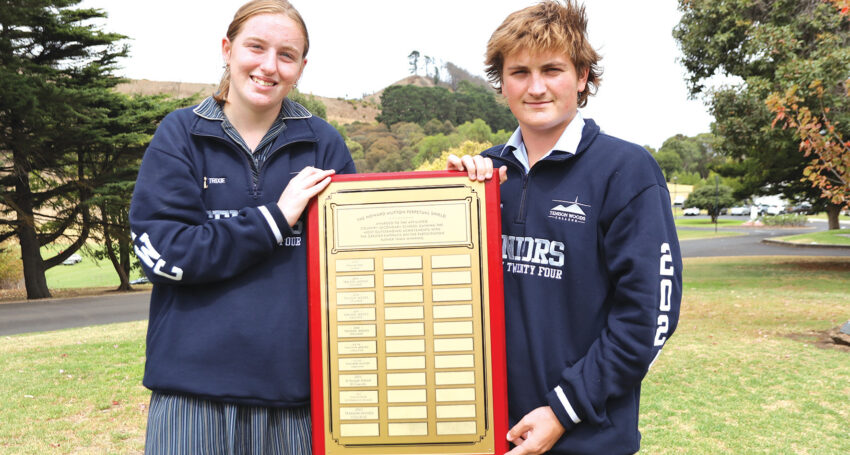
[[145, 392, 312, 455]]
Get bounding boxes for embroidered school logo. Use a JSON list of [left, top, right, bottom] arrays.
[[549, 196, 590, 224], [203, 176, 227, 188]]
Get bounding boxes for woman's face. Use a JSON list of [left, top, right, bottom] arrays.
[[221, 13, 307, 114]]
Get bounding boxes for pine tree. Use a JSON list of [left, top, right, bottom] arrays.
[[0, 0, 173, 298]]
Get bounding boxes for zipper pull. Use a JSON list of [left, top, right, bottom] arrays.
[[203, 176, 208, 189]]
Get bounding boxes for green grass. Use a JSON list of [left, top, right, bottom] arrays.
[[642, 256, 850, 454], [2, 257, 849, 453], [771, 229, 850, 246], [808, 212, 850, 222], [675, 217, 746, 228], [0, 322, 149, 454], [41, 244, 145, 289]]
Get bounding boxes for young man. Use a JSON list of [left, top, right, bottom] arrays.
[[449, 1, 682, 454]]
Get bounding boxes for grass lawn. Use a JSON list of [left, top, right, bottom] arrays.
[[771, 229, 850, 246], [675, 217, 746, 228], [1, 256, 849, 453], [42, 245, 145, 289]]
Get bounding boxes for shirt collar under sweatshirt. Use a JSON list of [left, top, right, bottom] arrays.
[[192, 96, 312, 177], [502, 110, 586, 173]]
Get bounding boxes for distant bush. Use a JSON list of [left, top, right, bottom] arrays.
[[416, 140, 493, 171], [761, 214, 808, 226], [0, 246, 23, 289]]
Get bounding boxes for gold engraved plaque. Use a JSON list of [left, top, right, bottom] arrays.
[[308, 172, 508, 455]]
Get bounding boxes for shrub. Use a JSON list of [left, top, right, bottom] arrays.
[[761, 214, 808, 226], [0, 245, 23, 289]]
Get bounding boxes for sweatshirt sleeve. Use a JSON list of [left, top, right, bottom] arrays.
[[128, 126, 287, 286], [544, 183, 683, 431]]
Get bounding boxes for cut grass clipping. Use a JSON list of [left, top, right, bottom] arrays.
[[1, 256, 848, 454]]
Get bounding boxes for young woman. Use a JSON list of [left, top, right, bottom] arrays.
[[129, 1, 355, 453]]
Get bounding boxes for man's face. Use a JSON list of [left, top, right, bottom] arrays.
[[501, 48, 588, 137]]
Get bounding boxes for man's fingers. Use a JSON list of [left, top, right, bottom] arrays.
[[499, 166, 508, 184], [460, 155, 477, 180], [471, 155, 488, 181], [507, 418, 531, 442], [446, 154, 463, 171]]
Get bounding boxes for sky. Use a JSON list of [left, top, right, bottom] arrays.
[[79, 0, 714, 150]]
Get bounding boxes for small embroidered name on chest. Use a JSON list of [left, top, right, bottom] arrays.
[[208, 177, 226, 184]]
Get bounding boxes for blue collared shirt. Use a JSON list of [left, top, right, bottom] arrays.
[[503, 111, 586, 173], [193, 96, 311, 181]]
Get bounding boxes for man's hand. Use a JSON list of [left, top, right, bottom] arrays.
[[505, 406, 566, 455], [277, 166, 335, 227], [447, 154, 508, 183]]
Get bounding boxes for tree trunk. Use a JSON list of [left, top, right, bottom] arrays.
[[826, 203, 840, 230], [101, 205, 131, 291], [19, 223, 51, 299], [13, 148, 51, 299]]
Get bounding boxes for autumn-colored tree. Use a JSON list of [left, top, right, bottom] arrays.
[[765, 1, 849, 224], [675, 0, 849, 229]]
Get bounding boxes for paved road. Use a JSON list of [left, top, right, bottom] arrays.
[[0, 291, 150, 336], [2, 218, 848, 336], [681, 223, 850, 257]]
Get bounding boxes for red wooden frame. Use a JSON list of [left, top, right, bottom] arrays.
[[307, 170, 507, 454]]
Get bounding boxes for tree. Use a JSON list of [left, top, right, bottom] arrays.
[[765, 1, 849, 225], [377, 82, 515, 131], [685, 184, 736, 223], [657, 133, 722, 179], [0, 0, 131, 299], [674, 0, 849, 229], [408, 50, 420, 75], [417, 141, 494, 171], [86, 94, 186, 291], [654, 149, 684, 178], [288, 88, 326, 119]]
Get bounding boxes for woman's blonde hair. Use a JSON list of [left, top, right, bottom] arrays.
[[214, 0, 309, 103], [485, 0, 601, 107]]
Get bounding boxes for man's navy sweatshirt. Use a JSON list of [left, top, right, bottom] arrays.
[[481, 118, 682, 454]]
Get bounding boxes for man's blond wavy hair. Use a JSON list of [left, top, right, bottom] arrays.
[[485, 0, 602, 107]]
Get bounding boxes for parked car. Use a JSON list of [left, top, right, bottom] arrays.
[[62, 253, 82, 265], [729, 206, 750, 216], [683, 207, 701, 216], [129, 277, 150, 285], [763, 205, 784, 216], [789, 202, 813, 214]]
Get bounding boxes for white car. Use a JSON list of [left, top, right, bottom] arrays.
[[62, 253, 82, 265], [729, 206, 750, 216], [764, 205, 784, 216], [683, 207, 701, 216]]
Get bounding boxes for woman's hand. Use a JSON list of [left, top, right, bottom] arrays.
[[277, 166, 335, 226], [447, 154, 508, 183]]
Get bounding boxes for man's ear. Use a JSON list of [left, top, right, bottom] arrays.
[[578, 67, 589, 93]]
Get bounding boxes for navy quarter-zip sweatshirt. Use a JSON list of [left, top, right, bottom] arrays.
[[481, 118, 682, 454], [130, 99, 355, 407]]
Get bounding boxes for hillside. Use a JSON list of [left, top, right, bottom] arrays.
[[115, 65, 491, 126], [114, 79, 381, 125]]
